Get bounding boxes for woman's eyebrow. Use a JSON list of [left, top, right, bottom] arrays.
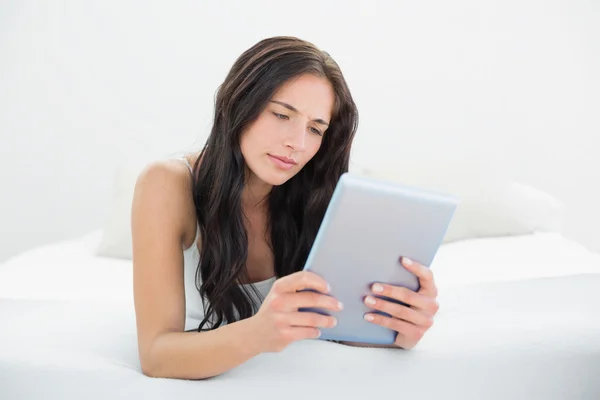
[[270, 100, 330, 126]]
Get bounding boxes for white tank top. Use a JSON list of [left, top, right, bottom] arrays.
[[177, 157, 276, 331]]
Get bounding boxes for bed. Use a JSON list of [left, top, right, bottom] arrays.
[[1, 228, 599, 399]]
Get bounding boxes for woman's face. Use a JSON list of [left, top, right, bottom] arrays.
[[240, 73, 335, 187]]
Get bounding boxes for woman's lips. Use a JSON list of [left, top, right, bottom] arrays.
[[268, 154, 296, 170]]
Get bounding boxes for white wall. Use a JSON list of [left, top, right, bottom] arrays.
[[1, 0, 599, 262]]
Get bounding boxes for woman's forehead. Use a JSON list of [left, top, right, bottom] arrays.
[[271, 74, 335, 122]]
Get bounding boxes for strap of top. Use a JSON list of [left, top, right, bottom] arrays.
[[178, 157, 193, 174], [178, 156, 200, 251]]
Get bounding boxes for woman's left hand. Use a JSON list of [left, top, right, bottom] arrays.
[[363, 257, 439, 349]]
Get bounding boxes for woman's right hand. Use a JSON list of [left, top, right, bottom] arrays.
[[249, 271, 343, 353]]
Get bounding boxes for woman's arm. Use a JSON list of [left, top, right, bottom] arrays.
[[131, 160, 266, 379], [131, 160, 340, 379], [142, 319, 263, 379]]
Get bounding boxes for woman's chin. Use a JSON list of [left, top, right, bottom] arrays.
[[259, 169, 297, 187], [266, 174, 294, 186]]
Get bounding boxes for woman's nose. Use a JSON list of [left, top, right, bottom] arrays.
[[284, 124, 306, 151]]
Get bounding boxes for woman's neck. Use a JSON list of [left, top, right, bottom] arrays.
[[242, 171, 272, 212]]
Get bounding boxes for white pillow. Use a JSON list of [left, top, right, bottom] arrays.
[[97, 159, 564, 259], [354, 160, 564, 244], [96, 159, 150, 259]]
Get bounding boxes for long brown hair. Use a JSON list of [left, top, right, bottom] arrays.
[[192, 36, 359, 331]]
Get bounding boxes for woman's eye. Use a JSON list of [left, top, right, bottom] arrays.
[[273, 112, 289, 120], [310, 127, 323, 136]]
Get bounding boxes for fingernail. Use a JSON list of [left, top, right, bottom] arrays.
[[402, 257, 413, 266], [327, 283, 331, 292], [365, 296, 376, 305], [331, 317, 338, 327], [337, 301, 344, 310], [315, 330, 322, 338], [372, 283, 383, 293], [364, 314, 374, 322]]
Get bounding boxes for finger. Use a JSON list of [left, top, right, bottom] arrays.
[[287, 311, 338, 329], [400, 257, 438, 297], [285, 326, 322, 342], [364, 313, 426, 349], [363, 295, 433, 327], [272, 271, 331, 295], [371, 283, 439, 315], [274, 291, 343, 312]]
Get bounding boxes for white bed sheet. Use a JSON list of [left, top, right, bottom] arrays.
[[1, 230, 598, 304], [1, 231, 599, 399]]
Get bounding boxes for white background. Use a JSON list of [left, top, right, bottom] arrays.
[[1, 0, 598, 262]]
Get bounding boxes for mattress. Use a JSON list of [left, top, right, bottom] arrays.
[[1, 231, 599, 399]]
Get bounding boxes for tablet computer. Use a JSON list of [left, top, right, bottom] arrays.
[[300, 172, 459, 345]]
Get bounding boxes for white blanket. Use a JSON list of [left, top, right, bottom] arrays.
[[1, 231, 599, 399]]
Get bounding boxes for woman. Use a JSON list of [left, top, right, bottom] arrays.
[[131, 36, 439, 380]]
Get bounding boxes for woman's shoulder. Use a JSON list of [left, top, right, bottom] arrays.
[[135, 155, 195, 194], [137, 151, 202, 186], [132, 153, 201, 248]]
